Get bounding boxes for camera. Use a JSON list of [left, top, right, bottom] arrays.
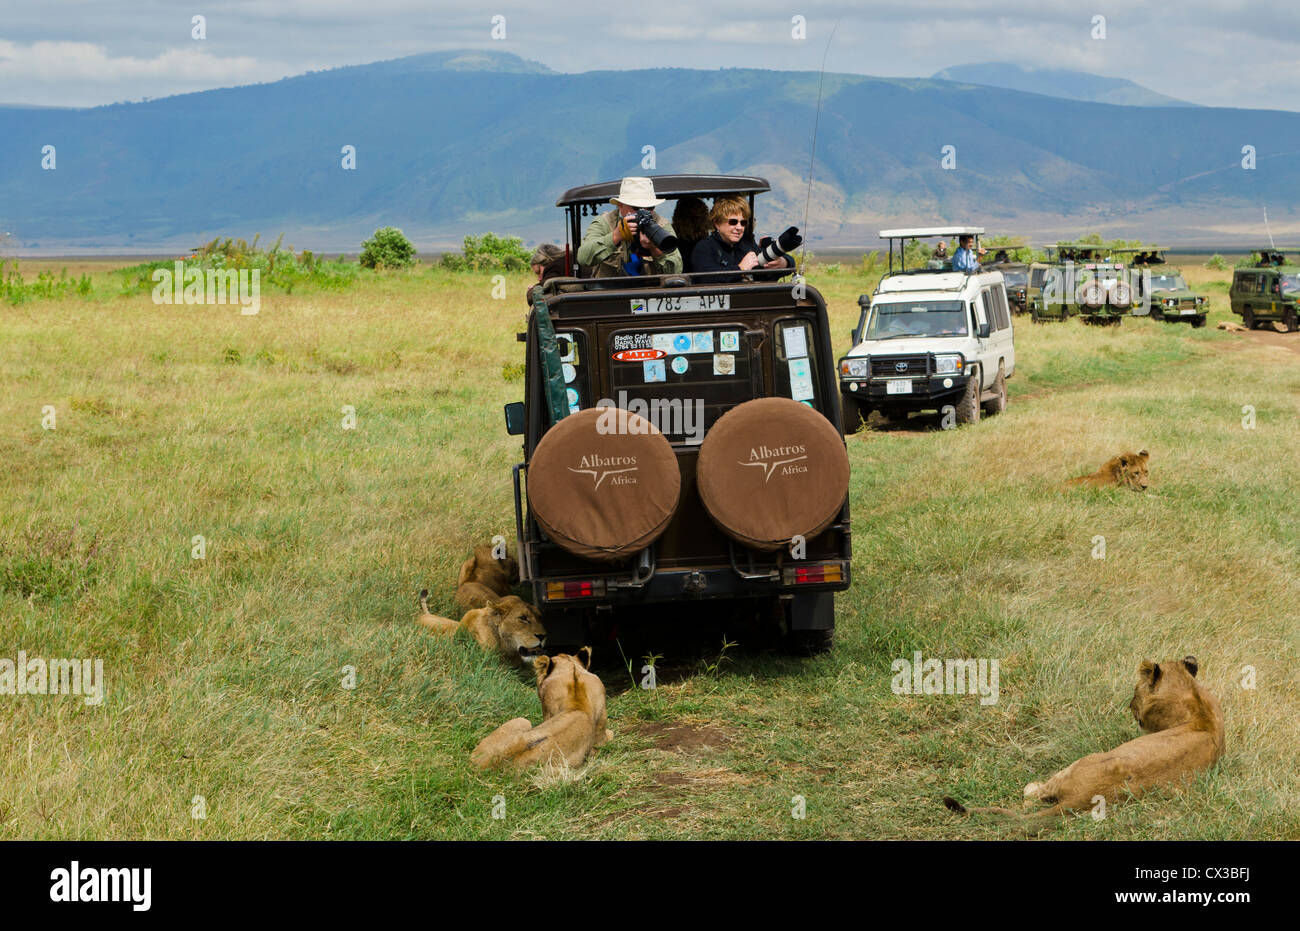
[[633, 208, 679, 253], [755, 226, 803, 264]]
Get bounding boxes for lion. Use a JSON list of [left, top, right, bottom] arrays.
[[1065, 449, 1150, 490], [416, 589, 545, 666], [944, 656, 1224, 831], [455, 543, 520, 611], [470, 647, 612, 770]]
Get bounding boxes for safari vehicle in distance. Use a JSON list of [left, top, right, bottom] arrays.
[[1116, 248, 1208, 328], [838, 227, 1014, 430], [503, 175, 851, 654], [1229, 248, 1300, 332], [1030, 242, 1131, 325]]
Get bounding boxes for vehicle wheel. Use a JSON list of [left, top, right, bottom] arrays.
[[954, 368, 981, 425], [1191, 315, 1207, 329], [1030, 305, 1042, 324], [982, 367, 1007, 416], [1242, 308, 1255, 330], [783, 628, 834, 656], [1284, 307, 1298, 333], [1151, 307, 1164, 321], [841, 393, 866, 434]]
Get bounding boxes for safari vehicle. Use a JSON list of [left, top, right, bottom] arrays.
[[989, 261, 1030, 314], [1030, 242, 1130, 325], [1229, 248, 1300, 332], [1116, 248, 1208, 327], [838, 227, 1014, 430], [503, 175, 851, 654]]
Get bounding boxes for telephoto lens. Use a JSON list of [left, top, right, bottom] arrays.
[[755, 226, 803, 264], [633, 208, 679, 253]]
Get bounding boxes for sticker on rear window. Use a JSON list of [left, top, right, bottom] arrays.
[[788, 358, 815, 401], [643, 360, 666, 383]]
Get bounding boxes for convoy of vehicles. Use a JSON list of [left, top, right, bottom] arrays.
[[837, 228, 1014, 431]]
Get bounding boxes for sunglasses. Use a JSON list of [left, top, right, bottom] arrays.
[[724, 218, 749, 227]]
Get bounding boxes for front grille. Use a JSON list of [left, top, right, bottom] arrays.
[[871, 354, 930, 378]]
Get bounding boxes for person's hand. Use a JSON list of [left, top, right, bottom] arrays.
[[613, 213, 636, 246], [640, 231, 662, 257], [739, 252, 760, 271], [763, 256, 786, 269], [977, 247, 987, 257]]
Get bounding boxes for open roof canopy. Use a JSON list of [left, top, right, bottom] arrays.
[[879, 226, 984, 239], [556, 174, 770, 208]]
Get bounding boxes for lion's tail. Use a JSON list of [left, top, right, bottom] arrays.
[[943, 796, 1068, 831], [419, 588, 430, 613]]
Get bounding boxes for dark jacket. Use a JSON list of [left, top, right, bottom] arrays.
[[691, 230, 794, 283]]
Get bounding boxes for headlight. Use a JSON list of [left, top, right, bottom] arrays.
[[1195, 297, 1205, 305], [933, 354, 963, 375], [1164, 298, 1177, 307], [840, 358, 869, 378]]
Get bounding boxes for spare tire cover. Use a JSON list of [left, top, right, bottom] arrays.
[[696, 397, 849, 551], [528, 407, 680, 562]]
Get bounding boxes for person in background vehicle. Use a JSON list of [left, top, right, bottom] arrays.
[[525, 243, 566, 306], [576, 176, 681, 278], [952, 234, 985, 273], [928, 240, 949, 269], [691, 196, 797, 283], [672, 196, 711, 273]]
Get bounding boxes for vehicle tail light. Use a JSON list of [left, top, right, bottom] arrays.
[[544, 579, 606, 601], [782, 562, 846, 585]]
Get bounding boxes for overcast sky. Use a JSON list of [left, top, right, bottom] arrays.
[[1, 0, 1297, 110]]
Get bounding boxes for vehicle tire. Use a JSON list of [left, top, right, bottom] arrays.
[[982, 366, 1007, 416], [696, 397, 850, 552], [1192, 315, 1207, 329], [1242, 307, 1255, 330], [527, 406, 680, 562], [954, 368, 981, 425], [840, 393, 866, 435], [1151, 306, 1164, 321], [1284, 307, 1298, 333]]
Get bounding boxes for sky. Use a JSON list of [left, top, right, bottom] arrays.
[[0, 0, 1297, 110]]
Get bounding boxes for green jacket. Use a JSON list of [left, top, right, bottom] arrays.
[[576, 210, 683, 278]]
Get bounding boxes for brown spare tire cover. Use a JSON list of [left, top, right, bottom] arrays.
[[528, 407, 680, 562], [696, 397, 849, 551]]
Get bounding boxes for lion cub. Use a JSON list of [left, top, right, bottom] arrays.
[[945, 656, 1224, 829], [416, 590, 545, 666], [471, 648, 612, 770], [1065, 449, 1150, 490], [455, 543, 520, 611]]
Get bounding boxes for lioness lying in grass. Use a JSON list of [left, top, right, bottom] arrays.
[[417, 590, 545, 666], [454, 543, 519, 611], [1065, 449, 1150, 490], [944, 656, 1224, 830], [471, 648, 612, 770]]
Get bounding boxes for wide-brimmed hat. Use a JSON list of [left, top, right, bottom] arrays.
[[610, 176, 665, 208]]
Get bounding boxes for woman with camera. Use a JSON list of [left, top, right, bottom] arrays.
[[691, 196, 799, 283]]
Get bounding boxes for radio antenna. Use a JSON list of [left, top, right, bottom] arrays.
[[1264, 207, 1276, 249], [799, 16, 841, 274]]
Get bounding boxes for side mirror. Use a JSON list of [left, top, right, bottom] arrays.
[[503, 402, 525, 436], [978, 323, 990, 339]]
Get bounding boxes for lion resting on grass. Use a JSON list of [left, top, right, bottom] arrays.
[[417, 590, 545, 665], [455, 543, 520, 611], [944, 656, 1224, 831], [1065, 449, 1150, 491], [471, 647, 612, 770]]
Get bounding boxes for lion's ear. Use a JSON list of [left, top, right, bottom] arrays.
[[1139, 660, 1161, 685], [1138, 449, 1149, 459], [575, 646, 593, 669], [1182, 656, 1199, 677], [1118, 455, 1130, 468], [533, 655, 552, 683]]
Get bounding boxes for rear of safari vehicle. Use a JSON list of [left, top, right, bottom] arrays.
[[507, 275, 852, 653]]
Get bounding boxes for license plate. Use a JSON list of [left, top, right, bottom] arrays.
[[631, 293, 730, 314], [886, 379, 913, 395], [1180, 308, 1196, 315]]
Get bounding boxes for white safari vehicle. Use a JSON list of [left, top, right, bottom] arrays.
[[837, 227, 1015, 431]]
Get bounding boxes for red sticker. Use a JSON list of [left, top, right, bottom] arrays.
[[612, 349, 667, 362]]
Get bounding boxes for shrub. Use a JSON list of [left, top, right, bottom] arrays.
[[1206, 254, 1228, 271], [440, 233, 531, 272], [359, 227, 417, 269]]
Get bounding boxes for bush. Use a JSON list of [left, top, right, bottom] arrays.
[[440, 233, 532, 272], [1, 260, 94, 305], [116, 235, 360, 296], [1206, 254, 1228, 271], [359, 227, 417, 269]]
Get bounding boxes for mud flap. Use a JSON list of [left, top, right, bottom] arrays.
[[532, 287, 569, 426], [789, 592, 835, 631]]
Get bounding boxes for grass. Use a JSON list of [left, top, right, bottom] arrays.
[[0, 259, 1297, 839]]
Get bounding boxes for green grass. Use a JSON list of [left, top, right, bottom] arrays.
[[1, 261, 1297, 839]]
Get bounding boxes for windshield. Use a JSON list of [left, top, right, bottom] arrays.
[[1148, 275, 1188, 290], [866, 300, 968, 339], [1283, 274, 1300, 294], [1002, 271, 1027, 287]]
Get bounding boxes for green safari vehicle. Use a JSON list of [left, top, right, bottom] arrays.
[[1229, 249, 1300, 332]]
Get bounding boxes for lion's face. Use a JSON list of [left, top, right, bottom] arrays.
[[492, 595, 546, 660], [1130, 655, 1201, 732], [1113, 449, 1150, 490]]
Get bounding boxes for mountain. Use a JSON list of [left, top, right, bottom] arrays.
[[2, 50, 1296, 253], [931, 63, 1197, 108]]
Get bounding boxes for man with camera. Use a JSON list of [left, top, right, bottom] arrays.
[[576, 177, 682, 278], [690, 196, 800, 283]]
